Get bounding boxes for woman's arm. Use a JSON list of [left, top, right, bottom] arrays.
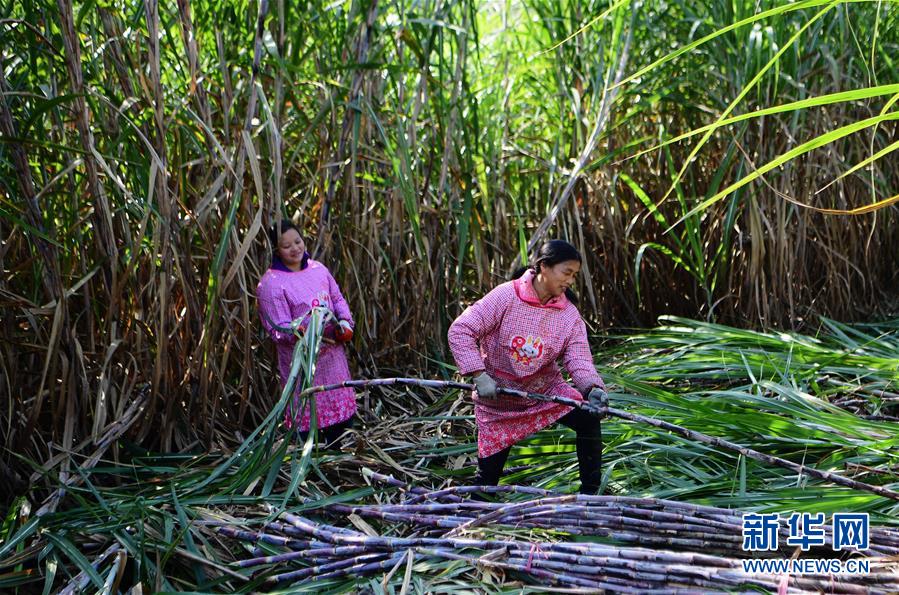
[[561, 318, 605, 394], [326, 269, 354, 327], [257, 277, 300, 345], [447, 284, 507, 376]]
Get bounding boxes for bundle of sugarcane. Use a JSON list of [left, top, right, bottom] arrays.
[[217, 475, 899, 593]]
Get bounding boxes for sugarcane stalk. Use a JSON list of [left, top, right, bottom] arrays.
[[237, 545, 374, 567], [216, 526, 308, 549], [363, 469, 464, 502], [270, 552, 408, 584], [443, 494, 579, 537], [265, 552, 392, 583], [326, 504, 469, 529]]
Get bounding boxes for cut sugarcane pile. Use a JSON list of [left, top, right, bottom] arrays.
[[218, 477, 899, 593]]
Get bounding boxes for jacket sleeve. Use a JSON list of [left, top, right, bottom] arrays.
[[447, 285, 507, 376], [326, 268, 354, 326], [561, 317, 604, 394], [257, 276, 298, 346]]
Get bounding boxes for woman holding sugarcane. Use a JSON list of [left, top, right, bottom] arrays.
[[447, 240, 607, 494], [257, 219, 356, 444]]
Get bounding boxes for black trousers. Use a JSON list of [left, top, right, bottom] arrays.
[[475, 408, 602, 494], [298, 417, 354, 446]]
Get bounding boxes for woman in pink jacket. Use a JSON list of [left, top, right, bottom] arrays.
[[447, 240, 607, 494], [257, 220, 356, 444]]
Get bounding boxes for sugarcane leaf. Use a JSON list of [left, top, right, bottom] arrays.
[[672, 111, 899, 228], [45, 533, 104, 590]]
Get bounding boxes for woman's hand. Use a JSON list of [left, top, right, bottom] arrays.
[[473, 372, 497, 399], [587, 386, 608, 408], [334, 320, 354, 343]]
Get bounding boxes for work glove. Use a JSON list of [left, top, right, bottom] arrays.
[[587, 386, 608, 410], [473, 371, 497, 399], [334, 319, 354, 343]]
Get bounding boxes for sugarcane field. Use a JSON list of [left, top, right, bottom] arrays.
[[2, 0, 899, 593]]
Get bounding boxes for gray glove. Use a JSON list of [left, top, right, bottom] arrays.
[[587, 386, 608, 409], [473, 371, 497, 399]]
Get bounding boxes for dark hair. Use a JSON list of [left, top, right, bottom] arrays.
[[511, 239, 582, 304], [268, 219, 309, 270]]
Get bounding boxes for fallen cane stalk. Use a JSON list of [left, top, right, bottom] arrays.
[[266, 552, 394, 583], [297, 377, 899, 501]]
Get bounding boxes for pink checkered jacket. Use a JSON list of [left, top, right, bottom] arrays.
[[448, 269, 604, 457]]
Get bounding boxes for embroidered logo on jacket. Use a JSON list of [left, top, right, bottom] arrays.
[[510, 335, 544, 366], [310, 291, 330, 308]]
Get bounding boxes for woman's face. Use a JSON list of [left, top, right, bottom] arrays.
[[537, 259, 581, 298], [277, 229, 306, 270]]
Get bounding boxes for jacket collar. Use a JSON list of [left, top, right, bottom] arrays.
[[271, 253, 311, 272], [513, 269, 568, 310]]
